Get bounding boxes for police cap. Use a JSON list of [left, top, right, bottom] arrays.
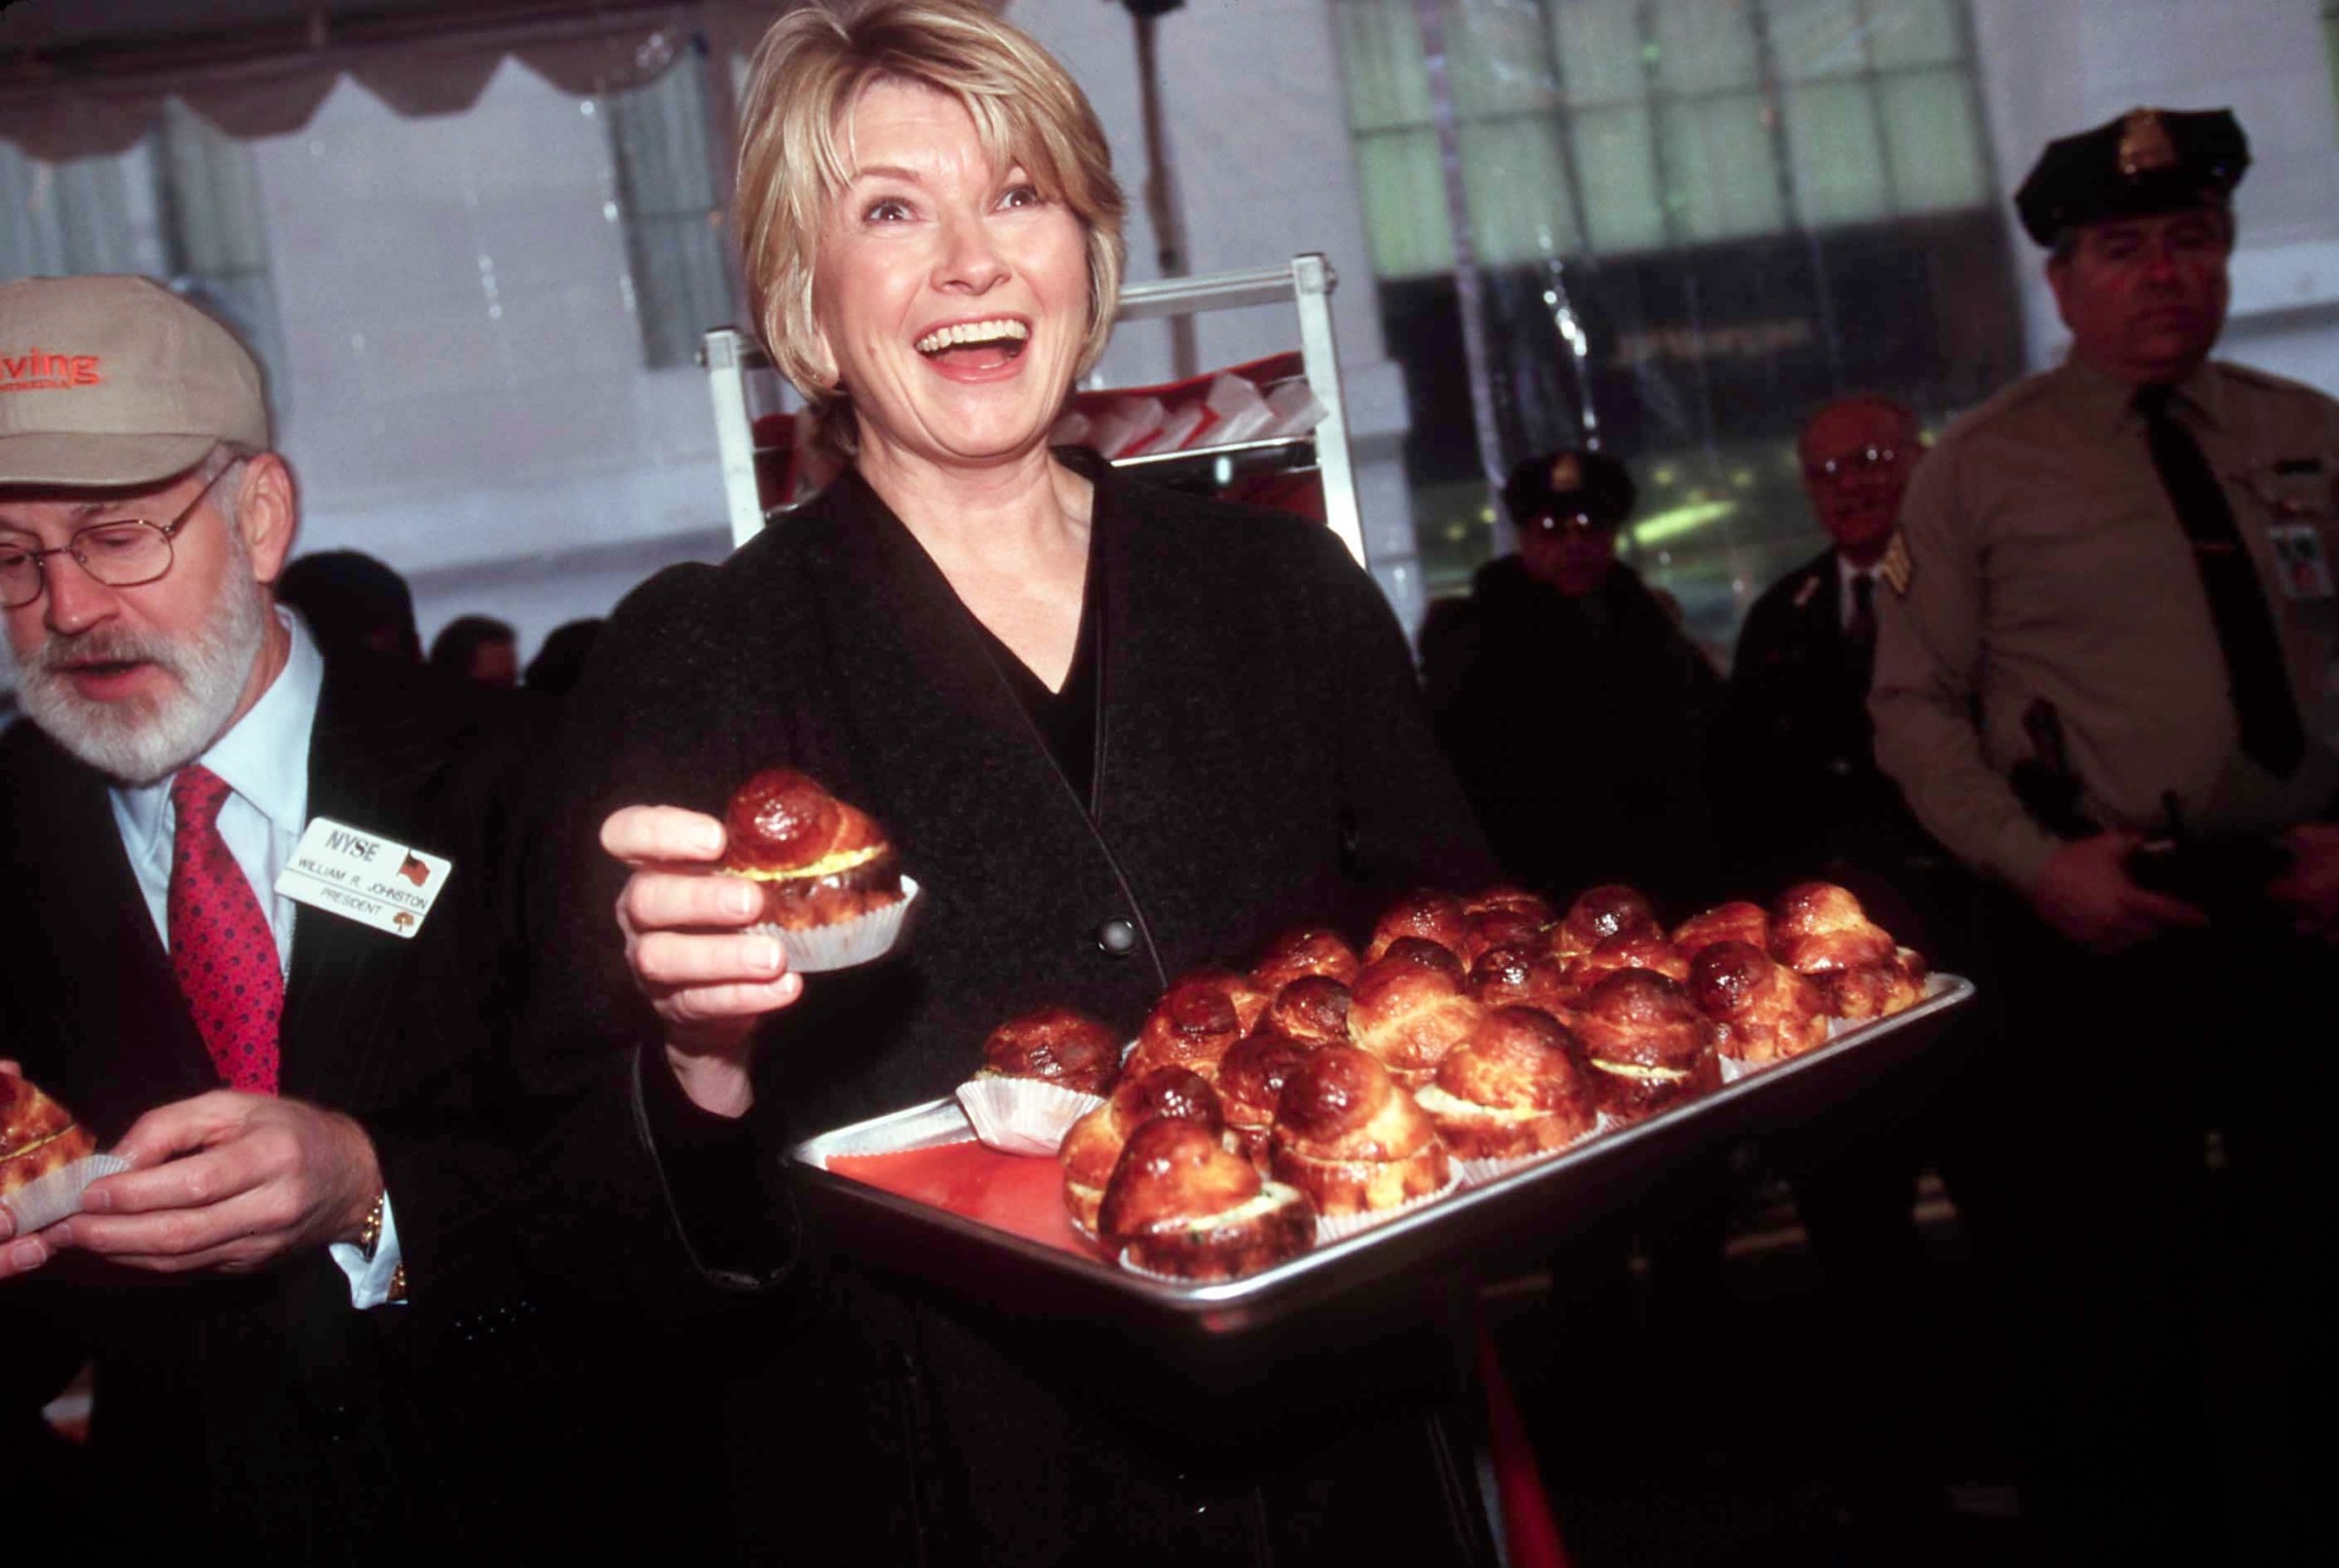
[[1502, 448, 1635, 530], [2013, 106, 2248, 249]]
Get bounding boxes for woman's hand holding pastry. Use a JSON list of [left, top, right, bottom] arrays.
[[602, 805, 803, 1117]]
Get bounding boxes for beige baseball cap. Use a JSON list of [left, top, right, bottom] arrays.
[[0, 275, 270, 488]]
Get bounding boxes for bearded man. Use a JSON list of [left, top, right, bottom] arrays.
[[0, 276, 575, 1557]]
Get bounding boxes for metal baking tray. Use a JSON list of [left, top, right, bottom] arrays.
[[790, 975, 1975, 1341]]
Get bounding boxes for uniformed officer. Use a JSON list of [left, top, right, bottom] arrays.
[[1870, 106, 2339, 1562], [1420, 448, 1723, 908]]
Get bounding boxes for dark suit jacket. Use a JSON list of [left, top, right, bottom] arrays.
[[535, 460, 1500, 1566], [0, 654, 600, 1560], [1714, 549, 1975, 954], [1419, 555, 1724, 910]]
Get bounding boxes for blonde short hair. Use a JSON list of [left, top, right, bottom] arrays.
[[735, 0, 1128, 436]]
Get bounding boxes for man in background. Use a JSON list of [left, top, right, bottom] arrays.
[[429, 612, 519, 687], [276, 548, 423, 666], [1871, 108, 2339, 1561]]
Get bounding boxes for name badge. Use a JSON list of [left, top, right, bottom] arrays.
[[275, 818, 453, 939], [2268, 523, 2335, 602]]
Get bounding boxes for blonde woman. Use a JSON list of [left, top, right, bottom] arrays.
[[537, 3, 1497, 1559]]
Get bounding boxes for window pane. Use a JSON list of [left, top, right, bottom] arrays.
[[1354, 127, 1456, 278], [1550, 0, 1648, 107], [157, 102, 268, 276], [1447, 1, 1562, 120], [1770, 0, 1869, 82], [1868, 0, 1966, 68], [1783, 80, 1889, 226], [1333, 0, 1436, 132], [1660, 94, 1782, 242], [1877, 68, 1986, 212], [1573, 102, 1667, 253], [1459, 114, 1581, 261], [0, 146, 149, 279], [1649, 1, 1759, 96]]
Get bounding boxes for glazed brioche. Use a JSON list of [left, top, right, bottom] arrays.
[[1466, 943, 1574, 1015], [1416, 1006, 1598, 1160], [1567, 928, 1690, 993], [1058, 1067, 1222, 1235], [1571, 969, 1720, 1124], [1347, 956, 1484, 1087], [1554, 885, 1659, 960], [1216, 1027, 1318, 1166], [0, 1076, 95, 1199], [1687, 940, 1829, 1065], [720, 767, 903, 929], [1671, 901, 1771, 959], [1768, 883, 1925, 1019], [1268, 1044, 1451, 1215], [1259, 975, 1352, 1047], [1769, 882, 1897, 975], [1363, 888, 1470, 962], [1251, 927, 1361, 993], [976, 1007, 1122, 1095], [1098, 1119, 1315, 1281], [1124, 973, 1250, 1084]]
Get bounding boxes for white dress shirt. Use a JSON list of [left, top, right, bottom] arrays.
[[107, 611, 403, 1309], [1836, 554, 1880, 630]]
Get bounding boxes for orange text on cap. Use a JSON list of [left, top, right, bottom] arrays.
[[0, 352, 104, 392]]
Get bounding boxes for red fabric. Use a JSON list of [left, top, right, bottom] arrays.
[[167, 765, 283, 1094], [1476, 1313, 1570, 1568]]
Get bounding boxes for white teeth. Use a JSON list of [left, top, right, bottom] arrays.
[[915, 319, 1030, 354]]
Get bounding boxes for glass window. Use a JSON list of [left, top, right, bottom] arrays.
[[1330, 0, 2012, 660], [600, 41, 738, 370]]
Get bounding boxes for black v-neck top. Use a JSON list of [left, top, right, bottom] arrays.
[[973, 522, 1103, 811]]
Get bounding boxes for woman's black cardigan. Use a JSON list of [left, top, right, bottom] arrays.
[[535, 458, 1501, 1566]]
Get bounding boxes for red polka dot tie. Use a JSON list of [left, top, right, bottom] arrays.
[[168, 764, 283, 1094]]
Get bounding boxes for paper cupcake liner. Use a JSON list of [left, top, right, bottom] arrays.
[[1, 1152, 131, 1235], [955, 1077, 1105, 1158], [755, 877, 921, 975], [1453, 1116, 1606, 1186], [1315, 1168, 1463, 1243]]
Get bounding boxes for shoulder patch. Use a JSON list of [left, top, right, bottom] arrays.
[[1879, 533, 1913, 596]]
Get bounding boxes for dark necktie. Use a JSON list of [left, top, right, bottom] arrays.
[[1844, 569, 1879, 697], [168, 765, 284, 1093], [2135, 384, 2305, 777]]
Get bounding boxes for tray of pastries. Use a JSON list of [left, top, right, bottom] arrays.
[[790, 881, 1973, 1338]]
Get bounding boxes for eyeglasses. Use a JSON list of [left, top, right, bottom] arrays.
[[1805, 445, 1900, 483], [1521, 511, 1613, 536], [0, 467, 232, 610]]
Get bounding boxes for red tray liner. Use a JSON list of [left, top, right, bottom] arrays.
[[827, 1141, 1104, 1257]]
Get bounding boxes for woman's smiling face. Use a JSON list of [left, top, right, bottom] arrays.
[[812, 79, 1091, 477]]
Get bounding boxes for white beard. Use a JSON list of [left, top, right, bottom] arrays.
[[11, 558, 272, 787]]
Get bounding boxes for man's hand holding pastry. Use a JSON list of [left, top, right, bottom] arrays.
[[602, 803, 804, 1119], [41, 1092, 381, 1275]]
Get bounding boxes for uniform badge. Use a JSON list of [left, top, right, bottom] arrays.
[[1549, 452, 1582, 491], [1879, 532, 1914, 595], [2118, 109, 2176, 176]]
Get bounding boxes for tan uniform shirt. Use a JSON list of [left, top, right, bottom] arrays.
[[1871, 356, 2339, 888]]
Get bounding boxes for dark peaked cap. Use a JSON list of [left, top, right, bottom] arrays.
[[1503, 448, 1636, 528], [2014, 106, 2248, 247]]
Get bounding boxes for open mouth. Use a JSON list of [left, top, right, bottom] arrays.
[[915, 318, 1030, 370]]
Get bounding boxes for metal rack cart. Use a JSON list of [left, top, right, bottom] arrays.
[[701, 252, 1364, 565]]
